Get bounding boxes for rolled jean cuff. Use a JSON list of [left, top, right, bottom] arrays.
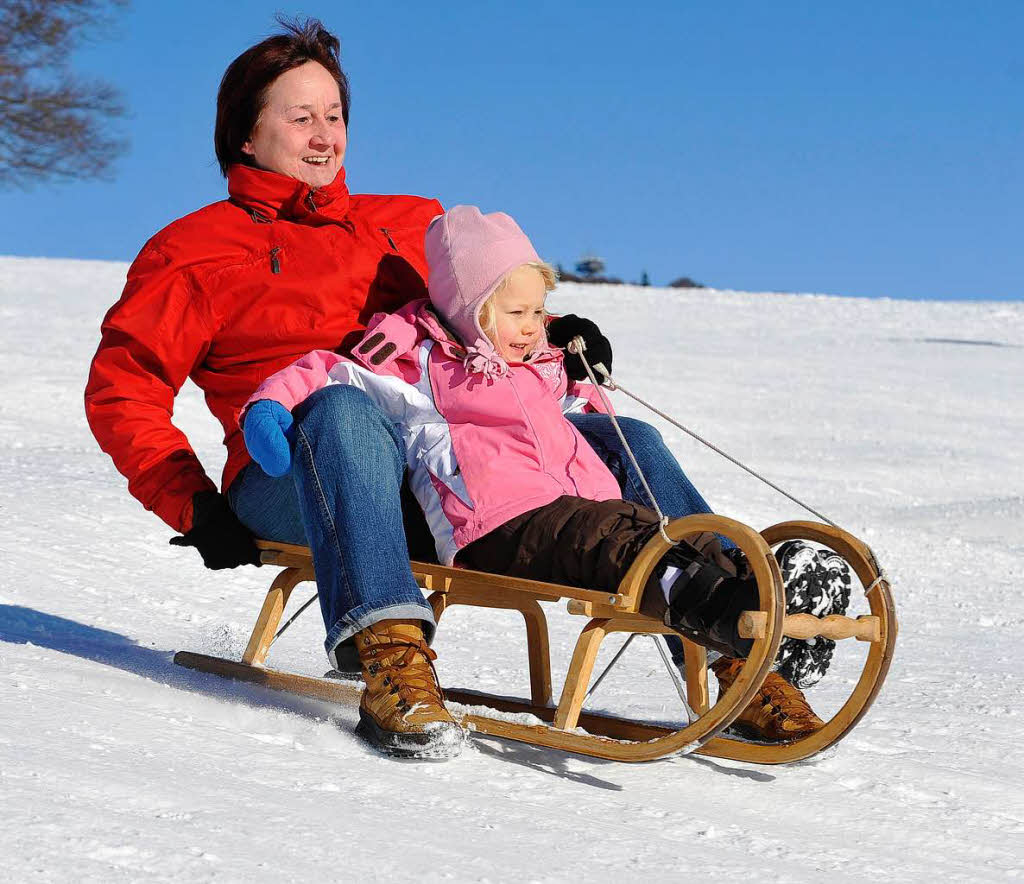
[[325, 600, 437, 671]]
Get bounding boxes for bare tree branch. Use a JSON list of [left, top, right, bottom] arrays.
[[0, 0, 130, 188]]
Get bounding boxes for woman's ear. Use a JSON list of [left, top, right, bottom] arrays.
[[241, 139, 255, 157]]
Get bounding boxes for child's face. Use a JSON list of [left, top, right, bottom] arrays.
[[486, 266, 547, 363]]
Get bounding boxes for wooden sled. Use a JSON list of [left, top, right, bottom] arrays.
[[174, 514, 897, 764]]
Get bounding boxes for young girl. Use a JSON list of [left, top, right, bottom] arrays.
[[242, 206, 843, 748]]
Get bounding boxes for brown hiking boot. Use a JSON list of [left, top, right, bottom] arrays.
[[354, 619, 464, 759], [712, 657, 826, 742]]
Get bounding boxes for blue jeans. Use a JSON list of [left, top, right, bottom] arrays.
[[230, 385, 434, 671], [564, 414, 714, 519], [230, 388, 715, 670]]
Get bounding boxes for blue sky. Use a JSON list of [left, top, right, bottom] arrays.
[[4, 1, 1021, 299]]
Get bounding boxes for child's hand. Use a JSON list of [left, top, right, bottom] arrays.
[[243, 400, 295, 477], [546, 314, 613, 382]]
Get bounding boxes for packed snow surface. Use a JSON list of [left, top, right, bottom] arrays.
[[2, 255, 1022, 882]]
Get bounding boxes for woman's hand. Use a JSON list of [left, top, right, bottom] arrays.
[[169, 491, 261, 569], [243, 399, 296, 477], [546, 314, 613, 382]]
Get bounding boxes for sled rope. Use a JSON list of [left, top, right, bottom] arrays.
[[573, 343, 892, 596], [585, 633, 638, 699], [651, 635, 699, 723], [584, 633, 698, 724], [576, 344, 840, 530], [271, 590, 319, 647], [568, 338, 676, 545], [862, 573, 890, 597]]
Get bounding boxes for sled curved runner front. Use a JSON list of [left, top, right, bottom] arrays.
[[173, 514, 896, 763]]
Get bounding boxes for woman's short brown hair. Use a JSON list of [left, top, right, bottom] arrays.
[[215, 17, 351, 176]]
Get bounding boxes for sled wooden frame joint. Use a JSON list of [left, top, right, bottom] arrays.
[[174, 515, 898, 764]]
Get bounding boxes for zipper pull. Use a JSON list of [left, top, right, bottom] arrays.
[[306, 191, 318, 212], [269, 247, 281, 274], [380, 228, 399, 252]]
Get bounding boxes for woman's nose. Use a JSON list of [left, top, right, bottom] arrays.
[[309, 123, 334, 148]]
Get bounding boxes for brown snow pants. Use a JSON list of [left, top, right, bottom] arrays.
[[456, 496, 735, 617]]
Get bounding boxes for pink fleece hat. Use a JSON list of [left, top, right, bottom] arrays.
[[425, 205, 542, 376]]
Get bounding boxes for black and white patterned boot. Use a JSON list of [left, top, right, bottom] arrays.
[[773, 541, 853, 688]]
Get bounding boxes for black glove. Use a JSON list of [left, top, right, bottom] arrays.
[[169, 491, 262, 570], [546, 314, 612, 382]]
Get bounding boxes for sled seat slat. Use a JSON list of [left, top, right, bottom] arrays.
[[258, 541, 624, 608]]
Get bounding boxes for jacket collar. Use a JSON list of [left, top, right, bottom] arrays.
[[226, 163, 351, 223]]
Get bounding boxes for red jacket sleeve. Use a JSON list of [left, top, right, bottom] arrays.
[[84, 243, 219, 533]]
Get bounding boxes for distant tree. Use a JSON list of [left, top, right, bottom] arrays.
[[640, 270, 650, 287], [574, 255, 605, 278], [668, 276, 706, 289], [0, 0, 129, 188]]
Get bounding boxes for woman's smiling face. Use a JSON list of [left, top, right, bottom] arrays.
[[242, 61, 347, 187]]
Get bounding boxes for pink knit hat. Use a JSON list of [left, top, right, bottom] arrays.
[[425, 205, 542, 376]]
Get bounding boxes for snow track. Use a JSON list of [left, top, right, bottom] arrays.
[[2, 256, 1022, 881]]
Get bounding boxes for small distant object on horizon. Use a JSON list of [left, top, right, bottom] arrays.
[[574, 254, 605, 278], [555, 263, 623, 285], [668, 277, 706, 289], [555, 262, 705, 289]]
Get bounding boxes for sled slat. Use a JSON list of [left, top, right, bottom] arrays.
[[781, 613, 881, 643], [258, 540, 620, 608]]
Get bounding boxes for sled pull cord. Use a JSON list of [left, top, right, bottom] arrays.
[[270, 590, 320, 648], [568, 337, 676, 546], [576, 344, 891, 600], [577, 343, 841, 531]]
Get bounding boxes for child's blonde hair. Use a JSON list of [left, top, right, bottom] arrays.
[[477, 261, 558, 335]]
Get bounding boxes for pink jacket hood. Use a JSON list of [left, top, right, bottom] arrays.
[[425, 205, 543, 379]]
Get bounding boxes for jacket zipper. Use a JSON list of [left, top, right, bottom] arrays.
[[508, 377, 561, 485], [306, 191, 318, 212], [269, 247, 281, 274], [380, 228, 400, 252]]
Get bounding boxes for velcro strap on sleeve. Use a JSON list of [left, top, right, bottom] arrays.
[[351, 311, 420, 370]]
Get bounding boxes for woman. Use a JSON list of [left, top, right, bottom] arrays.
[[84, 19, 803, 760]]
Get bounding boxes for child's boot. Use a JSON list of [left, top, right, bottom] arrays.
[[355, 619, 465, 759], [712, 656, 826, 741], [659, 544, 758, 659]]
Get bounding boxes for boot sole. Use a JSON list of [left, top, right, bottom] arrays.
[[774, 542, 855, 688], [774, 635, 836, 689], [355, 707, 465, 761], [723, 721, 820, 745]]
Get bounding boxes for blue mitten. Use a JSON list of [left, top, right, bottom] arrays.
[[243, 400, 295, 477]]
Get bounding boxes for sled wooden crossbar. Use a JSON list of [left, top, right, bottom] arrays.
[[174, 516, 898, 764]]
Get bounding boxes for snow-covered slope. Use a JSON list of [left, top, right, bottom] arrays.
[[2, 255, 1022, 882]]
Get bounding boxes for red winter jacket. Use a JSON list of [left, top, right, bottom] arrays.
[[84, 163, 443, 533]]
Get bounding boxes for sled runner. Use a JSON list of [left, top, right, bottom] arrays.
[[174, 514, 897, 764]]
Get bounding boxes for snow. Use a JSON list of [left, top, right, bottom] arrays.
[[2, 254, 1023, 881]]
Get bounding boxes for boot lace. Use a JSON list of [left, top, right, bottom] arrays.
[[758, 678, 817, 724], [365, 638, 445, 713]]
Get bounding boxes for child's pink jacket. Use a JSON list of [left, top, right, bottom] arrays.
[[242, 300, 621, 564]]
